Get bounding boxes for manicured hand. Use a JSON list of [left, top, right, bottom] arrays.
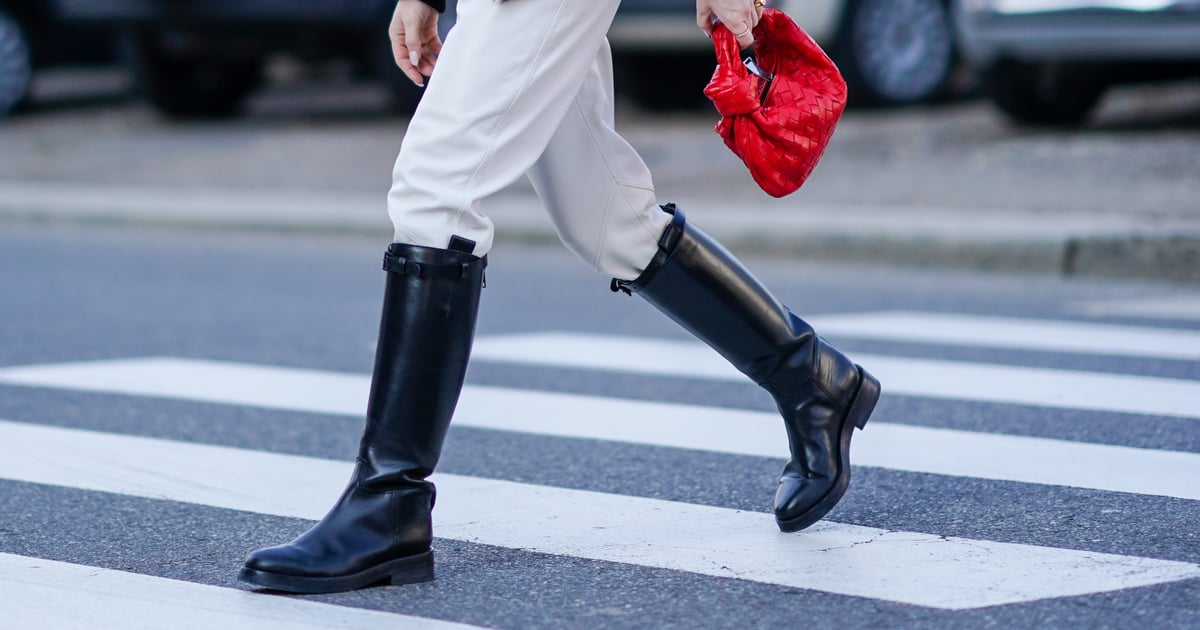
[[389, 0, 442, 86], [697, 0, 765, 49]]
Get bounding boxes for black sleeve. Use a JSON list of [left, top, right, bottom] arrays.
[[418, 0, 446, 12]]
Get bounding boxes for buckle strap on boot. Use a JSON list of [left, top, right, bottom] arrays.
[[611, 204, 687, 296], [383, 249, 487, 281]]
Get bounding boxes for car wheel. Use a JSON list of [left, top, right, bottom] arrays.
[[833, 0, 956, 105], [614, 52, 713, 112], [0, 7, 34, 118], [980, 59, 1106, 127], [126, 31, 262, 119]]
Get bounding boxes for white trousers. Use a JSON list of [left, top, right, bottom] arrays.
[[386, 0, 672, 280]]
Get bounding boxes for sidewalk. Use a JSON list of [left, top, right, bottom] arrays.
[[2, 180, 1197, 283]]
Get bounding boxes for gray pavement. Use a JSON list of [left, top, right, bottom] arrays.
[[2, 71, 1199, 282], [1, 223, 1199, 628]]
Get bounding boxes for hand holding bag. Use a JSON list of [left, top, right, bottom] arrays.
[[704, 9, 848, 198]]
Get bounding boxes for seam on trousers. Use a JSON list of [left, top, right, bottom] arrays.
[[590, 186, 617, 271], [570, 95, 663, 243], [452, 0, 570, 238]]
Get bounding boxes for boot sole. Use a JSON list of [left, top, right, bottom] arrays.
[[776, 367, 881, 533], [238, 550, 434, 594]]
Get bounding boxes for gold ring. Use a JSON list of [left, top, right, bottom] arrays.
[[754, 0, 766, 8], [736, 28, 752, 38]]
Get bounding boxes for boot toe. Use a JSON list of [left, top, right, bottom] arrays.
[[241, 545, 347, 593], [773, 475, 832, 521], [241, 544, 290, 573], [243, 544, 317, 577]]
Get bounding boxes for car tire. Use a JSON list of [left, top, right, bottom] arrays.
[[980, 59, 1106, 127], [0, 7, 34, 118], [832, 0, 957, 105], [125, 31, 262, 119], [614, 52, 713, 112]]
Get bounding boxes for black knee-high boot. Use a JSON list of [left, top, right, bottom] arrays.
[[614, 205, 880, 532], [239, 242, 485, 593]]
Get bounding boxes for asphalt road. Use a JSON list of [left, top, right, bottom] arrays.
[[1, 223, 1198, 628]]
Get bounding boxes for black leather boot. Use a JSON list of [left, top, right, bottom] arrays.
[[613, 205, 880, 532], [239, 241, 485, 593]]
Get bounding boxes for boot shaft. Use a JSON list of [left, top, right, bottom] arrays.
[[617, 206, 817, 386], [614, 205, 878, 533], [359, 243, 486, 489]]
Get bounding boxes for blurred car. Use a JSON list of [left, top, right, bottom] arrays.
[[613, 0, 960, 109], [0, 0, 115, 118], [55, 0, 428, 118], [57, 0, 960, 119], [955, 0, 1200, 125]]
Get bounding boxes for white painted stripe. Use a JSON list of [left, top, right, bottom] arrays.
[[0, 420, 1196, 610], [1, 357, 1198, 501], [0, 553, 484, 630], [470, 332, 1200, 419], [808, 311, 1200, 360]]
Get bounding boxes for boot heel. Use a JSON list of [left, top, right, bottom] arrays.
[[389, 550, 436, 586], [848, 368, 881, 430]]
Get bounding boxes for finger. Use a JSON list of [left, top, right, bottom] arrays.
[[733, 21, 755, 48], [392, 36, 425, 86], [390, 28, 406, 67], [405, 30, 424, 72], [418, 29, 441, 74], [418, 46, 438, 75], [399, 56, 425, 86], [389, 27, 421, 80], [697, 8, 714, 37]]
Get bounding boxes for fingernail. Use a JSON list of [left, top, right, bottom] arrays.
[[409, 51, 420, 66]]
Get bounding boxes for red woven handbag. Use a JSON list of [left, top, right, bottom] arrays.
[[704, 9, 847, 198]]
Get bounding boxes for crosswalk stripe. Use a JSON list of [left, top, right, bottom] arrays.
[[1, 419, 1197, 610], [1, 357, 1198, 501], [470, 332, 1200, 419], [1, 553, 485, 630], [807, 311, 1200, 360]]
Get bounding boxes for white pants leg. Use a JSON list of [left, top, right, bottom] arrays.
[[527, 40, 671, 279], [387, 0, 671, 280]]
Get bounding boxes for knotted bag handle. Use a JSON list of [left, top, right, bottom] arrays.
[[711, 18, 747, 70], [704, 18, 768, 117]]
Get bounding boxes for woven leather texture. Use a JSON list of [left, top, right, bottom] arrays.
[[704, 9, 847, 198]]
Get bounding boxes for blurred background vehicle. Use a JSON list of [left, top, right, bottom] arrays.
[[956, 0, 1200, 126], [612, 0, 960, 109], [0, 0, 115, 118], [53, 0, 960, 119], [55, 0, 434, 119]]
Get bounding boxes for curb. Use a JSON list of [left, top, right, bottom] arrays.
[[1066, 235, 1200, 284], [1, 182, 1197, 284], [721, 231, 1200, 284]]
